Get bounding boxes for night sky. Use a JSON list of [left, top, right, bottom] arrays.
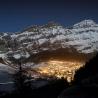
[[0, 0, 98, 32]]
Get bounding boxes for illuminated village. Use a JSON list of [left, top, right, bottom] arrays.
[[33, 60, 84, 82]]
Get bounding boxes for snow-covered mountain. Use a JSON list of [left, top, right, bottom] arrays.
[[0, 19, 98, 63]]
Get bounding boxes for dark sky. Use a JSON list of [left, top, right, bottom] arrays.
[[0, 0, 98, 32]]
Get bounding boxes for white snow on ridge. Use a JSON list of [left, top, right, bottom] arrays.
[[25, 52, 30, 58], [0, 63, 7, 67], [1, 19, 98, 55], [38, 38, 47, 45], [73, 20, 97, 28], [20, 20, 98, 53], [0, 63, 14, 73], [11, 34, 18, 39], [13, 54, 21, 59], [3, 33, 8, 36], [0, 53, 5, 58], [13, 52, 30, 60]]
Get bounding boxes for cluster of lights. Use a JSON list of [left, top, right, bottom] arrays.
[[34, 60, 84, 82]]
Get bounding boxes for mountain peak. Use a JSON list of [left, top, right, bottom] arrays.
[[73, 19, 96, 28], [22, 21, 61, 32], [42, 21, 61, 28]]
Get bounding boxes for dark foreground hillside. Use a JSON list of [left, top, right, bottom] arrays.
[[1, 53, 98, 98], [0, 77, 69, 98], [59, 53, 98, 98]]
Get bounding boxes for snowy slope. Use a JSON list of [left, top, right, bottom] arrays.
[[10, 19, 98, 54], [0, 19, 98, 62]]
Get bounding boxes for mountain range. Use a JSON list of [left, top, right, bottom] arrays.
[[0, 19, 98, 64]]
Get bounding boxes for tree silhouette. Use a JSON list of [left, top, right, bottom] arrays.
[[13, 58, 32, 96], [59, 54, 98, 98], [73, 53, 98, 85]]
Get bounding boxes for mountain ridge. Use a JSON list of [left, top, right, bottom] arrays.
[[0, 19, 98, 64]]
